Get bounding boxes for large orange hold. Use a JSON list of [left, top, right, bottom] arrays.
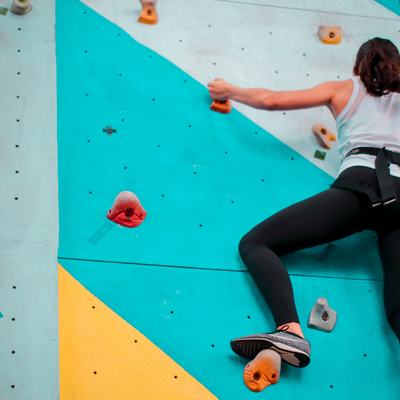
[[138, 5, 158, 25], [107, 191, 146, 228], [210, 100, 232, 114]]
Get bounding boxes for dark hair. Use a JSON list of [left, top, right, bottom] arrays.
[[354, 37, 400, 97]]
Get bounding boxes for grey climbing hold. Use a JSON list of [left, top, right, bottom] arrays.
[[308, 297, 337, 332], [10, 0, 32, 15]]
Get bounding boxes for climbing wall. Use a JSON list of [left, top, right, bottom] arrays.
[[82, 0, 400, 178], [56, 1, 400, 399], [376, 0, 400, 14], [1, 0, 399, 399], [0, 1, 59, 399]]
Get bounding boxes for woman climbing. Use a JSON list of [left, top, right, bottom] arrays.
[[208, 37, 400, 389]]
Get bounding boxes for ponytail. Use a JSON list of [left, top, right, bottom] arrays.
[[354, 38, 400, 97]]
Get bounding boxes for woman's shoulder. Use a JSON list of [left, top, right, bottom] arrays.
[[331, 79, 357, 118]]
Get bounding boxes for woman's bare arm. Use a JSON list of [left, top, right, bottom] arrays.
[[208, 79, 351, 116]]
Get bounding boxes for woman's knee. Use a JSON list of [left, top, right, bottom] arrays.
[[238, 234, 251, 260], [238, 232, 270, 262]]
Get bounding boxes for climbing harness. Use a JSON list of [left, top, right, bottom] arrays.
[[332, 146, 400, 208]]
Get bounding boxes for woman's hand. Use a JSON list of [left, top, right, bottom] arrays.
[[208, 78, 233, 101]]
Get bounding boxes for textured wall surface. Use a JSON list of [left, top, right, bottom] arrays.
[[56, 0, 400, 398], [1, 0, 399, 399], [0, 1, 59, 399]]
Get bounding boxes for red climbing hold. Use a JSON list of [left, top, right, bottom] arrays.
[[107, 191, 146, 228]]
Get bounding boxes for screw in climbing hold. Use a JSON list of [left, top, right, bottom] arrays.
[[308, 298, 337, 332], [312, 123, 337, 150], [138, 1, 158, 25], [318, 26, 343, 45], [107, 191, 147, 228]]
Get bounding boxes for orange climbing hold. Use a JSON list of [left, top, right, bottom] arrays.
[[243, 349, 281, 393], [318, 26, 343, 45], [107, 191, 147, 228], [210, 100, 232, 114], [138, 4, 158, 25], [312, 123, 337, 149]]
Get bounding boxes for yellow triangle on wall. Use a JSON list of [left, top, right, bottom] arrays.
[[59, 264, 218, 400]]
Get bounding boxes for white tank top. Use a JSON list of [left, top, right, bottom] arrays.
[[336, 76, 400, 178]]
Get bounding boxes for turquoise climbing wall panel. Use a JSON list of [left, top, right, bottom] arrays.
[[375, 0, 400, 15]]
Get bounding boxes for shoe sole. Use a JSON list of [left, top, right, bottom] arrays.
[[231, 337, 310, 368]]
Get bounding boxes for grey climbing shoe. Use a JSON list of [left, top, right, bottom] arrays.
[[230, 325, 311, 368]]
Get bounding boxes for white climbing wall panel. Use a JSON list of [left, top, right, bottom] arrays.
[[82, 0, 399, 177]]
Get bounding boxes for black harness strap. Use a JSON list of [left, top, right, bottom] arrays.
[[344, 146, 399, 207]]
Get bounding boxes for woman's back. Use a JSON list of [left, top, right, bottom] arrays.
[[336, 76, 400, 177]]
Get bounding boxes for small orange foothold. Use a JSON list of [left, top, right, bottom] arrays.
[[138, 5, 158, 25], [318, 26, 343, 45], [312, 123, 337, 149], [210, 100, 232, 114]]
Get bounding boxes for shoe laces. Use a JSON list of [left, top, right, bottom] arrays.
[[276, 324, 290, 333]]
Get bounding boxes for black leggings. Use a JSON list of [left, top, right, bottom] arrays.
[[239, 167, 400, 342]]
